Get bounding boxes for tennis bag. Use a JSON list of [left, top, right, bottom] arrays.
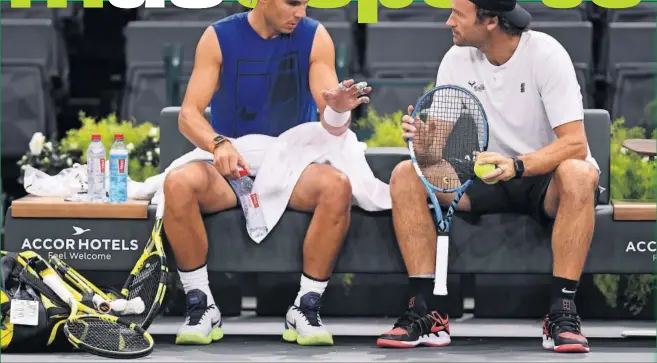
[[1, 250, 71, 353]]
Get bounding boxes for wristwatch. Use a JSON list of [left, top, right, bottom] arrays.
[[511, 156, 525, 179], [211, 134, 230, 153]]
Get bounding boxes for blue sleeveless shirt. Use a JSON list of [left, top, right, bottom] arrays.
[[209, 12, 319, 138]]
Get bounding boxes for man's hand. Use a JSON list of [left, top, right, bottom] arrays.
[[401, 105, 419, 143], [213, 142, 250, 180], [402, 104, 443, 166], [475, 151, 516, 183], [321, 79, 371, 113]]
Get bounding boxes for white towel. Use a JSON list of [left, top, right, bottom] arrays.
[[131, 122, 392, 243]]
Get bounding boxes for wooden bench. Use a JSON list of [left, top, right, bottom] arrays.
[[3, 196, 154, 271], [10, 195, 150, 219], [612, 200, 657, 221]]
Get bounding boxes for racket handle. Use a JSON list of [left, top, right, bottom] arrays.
[[110, 297, 146, 315], [42, 272, 78, 307], [95, 296, 146, 315], [433, 235, 449, 296], [91, 294, 112, 313]]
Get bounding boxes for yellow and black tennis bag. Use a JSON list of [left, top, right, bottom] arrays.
[[1, 250, 71, 353]]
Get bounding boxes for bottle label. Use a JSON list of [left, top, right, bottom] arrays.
[[250, 193, 260, 208], [94, 158, 105, 186], [88, 157, 105, 173], [118, 158, 125, 174], [109, 154, 128, 202], [110, 155, 128, 176]]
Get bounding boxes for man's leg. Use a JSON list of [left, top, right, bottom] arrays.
[[162, 161, 238, 345], [280, 164, 352, 346], [377, 160, 495, 348], [539, 159, 599, 353]]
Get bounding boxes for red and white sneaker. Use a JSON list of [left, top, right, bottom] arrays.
[[376, 295, 451, 348], [542, 298, 590, 353]]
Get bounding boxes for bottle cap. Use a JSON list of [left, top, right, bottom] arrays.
[[91, 134, 101, 140], [114, 133, 124, 140], [238, 169, 248, 177]]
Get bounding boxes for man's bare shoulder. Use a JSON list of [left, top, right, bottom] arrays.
[[196, 25, 222, 63], [309, 22, 335, 63]]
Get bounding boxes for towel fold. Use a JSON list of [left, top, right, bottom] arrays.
[[130, 122, 392, 243]]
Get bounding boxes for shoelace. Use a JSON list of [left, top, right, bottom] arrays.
[[547, 312, 581, 335], [186, 303, 216, 326], [297, 302, 323, 327], [393, 309, 424, 329], [298, 306, 321, 326]]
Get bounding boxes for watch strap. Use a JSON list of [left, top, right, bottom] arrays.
[[211, 135, 230, 153], [511, 156, 524, 179]]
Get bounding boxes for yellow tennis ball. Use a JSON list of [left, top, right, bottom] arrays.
[[474, 163, 498, 184]]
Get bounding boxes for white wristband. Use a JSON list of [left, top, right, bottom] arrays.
[[323, 105, 350, 127]]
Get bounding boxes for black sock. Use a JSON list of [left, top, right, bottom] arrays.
[[551, 276, 579, 304], [408, 276, 448, 313]]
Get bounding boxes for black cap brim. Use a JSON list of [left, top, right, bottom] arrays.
[[502, 3, 531, 28]]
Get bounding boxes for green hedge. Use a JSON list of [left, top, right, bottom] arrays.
[[18, 113, 161, 184]]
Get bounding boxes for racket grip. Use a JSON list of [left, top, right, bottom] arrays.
[[104, 297, 146, 315], [433, 235, 449, 296], [91, 294, 112, 313], [42, 273, 77, 306]]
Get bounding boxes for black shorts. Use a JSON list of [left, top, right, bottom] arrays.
[[465, 173, 600, 228]]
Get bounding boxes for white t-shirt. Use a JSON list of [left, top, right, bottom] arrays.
[[434, 30, 599, 172]]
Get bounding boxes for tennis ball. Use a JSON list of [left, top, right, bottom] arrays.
[[474, 163, 498, 184]]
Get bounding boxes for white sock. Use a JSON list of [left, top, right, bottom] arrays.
[[178, 264, 216, 307], [294, 274, 328, 307]]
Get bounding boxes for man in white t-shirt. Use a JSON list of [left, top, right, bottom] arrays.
[[376, 0, 600, 354]]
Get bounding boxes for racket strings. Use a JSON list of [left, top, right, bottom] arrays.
[[414, 87, 487, 190], [123, 255, 162, 325], [66, 317, 151, 353]]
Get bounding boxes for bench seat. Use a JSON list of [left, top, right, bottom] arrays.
[[192, 203, 654, 274], [3, 107, 654, 276]]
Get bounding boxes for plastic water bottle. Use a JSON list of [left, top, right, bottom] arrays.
[[109, 133, 129, 203], [86, 134, 106, 202], [231, 170, 268, 239]]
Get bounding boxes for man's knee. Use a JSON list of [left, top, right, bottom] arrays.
[[554, 159, 599, 203], [163, 163, 209, 202], [390, 160, 424, 199], [319, 167, 352, 208]]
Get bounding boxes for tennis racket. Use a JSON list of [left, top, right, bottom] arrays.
[[26, 257, 155, 359], [119, 202, 168, 330], [49, 255, 146, 316], [407, 84, 489, 296], [47, 254, 117, 300]]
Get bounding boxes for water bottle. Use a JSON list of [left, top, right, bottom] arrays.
[[231, 170, 268, 239], [109, 133, 129, 203], [86, 134, 106, 202]]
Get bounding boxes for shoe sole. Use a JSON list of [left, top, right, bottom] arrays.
[[543, 337, 590, 353], [553, 344, 591, 353], [175, 327, 224, 345], [377, 334, 451, 348], [282, 329, 334, 346]]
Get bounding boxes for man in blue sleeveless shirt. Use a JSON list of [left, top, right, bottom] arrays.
[[162, 0, 371, 347]]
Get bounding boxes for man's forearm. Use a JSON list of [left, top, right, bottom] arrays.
[[179, 107, 219, 153], [519, 134, 588, 177]]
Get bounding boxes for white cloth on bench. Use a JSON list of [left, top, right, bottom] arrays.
[[130, 122, 392, 243]]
